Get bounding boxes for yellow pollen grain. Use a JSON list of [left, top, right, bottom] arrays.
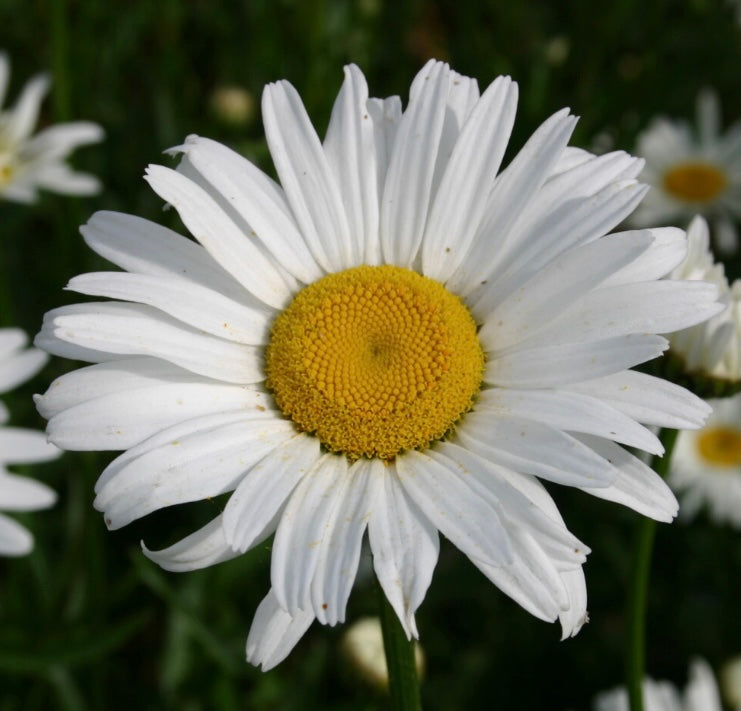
[[265, 265, 484, 460], [697, 426, 741, 468], [663, 161, 728, 203]]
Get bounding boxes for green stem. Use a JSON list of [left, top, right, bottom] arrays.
[[377, 579, 422, 711], [626, 427, 679, 711]]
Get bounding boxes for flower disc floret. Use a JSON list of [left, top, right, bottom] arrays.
[[265, 265, 484, 460]]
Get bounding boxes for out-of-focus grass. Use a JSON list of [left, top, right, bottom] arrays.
[[0, 1, 740, 709]]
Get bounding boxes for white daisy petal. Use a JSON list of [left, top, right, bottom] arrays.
[[0, 346, 47, 393], [142, 514, 241, 572], [223, 433, 321, 554], [469, 180, 650, 315], [380, 60, 450, 266], [577, 434, 679, 521], [0, 513, 33, 557], [246, 589, 315, 671], [0, 472, 56, 510], [477, 388, 663, 455], [558, 568, 589, 639], [523, 281, 722, 350], [23, 121, 104, 160], [456, 413, 616, 488], [67, 271, 270, 345], [395, 449, 514, 568], [95, 414, 295, 529], [81, 212, 254, 303], [540, 150, 643, 210], [422, 76, 517, 282], [0, 428, 59, 464], [0, 329, 27, 356], [324, 64, 379, 270], [447, 108, 577, 296], [43, 378, 269, 451], [601, 227, 687, 286], [431, 443, 588, 567], [262, 79, 353, 272], [170, 136, 323, 285], [37, 302, 263, 384], [271, 454, 348, 616], [478, 231, 653, 349], [471, 551, 563, 623], [145, 164, 291, 308], [367, 96, 402, 195], [311, 458, 374, 625], [486, 335, 668, 389], [368, 460, 439, 639], [569, 370, 712, 430], [6, 73, 49, 143], [29, 165, 101, 196], [36, 358, 221, 416]]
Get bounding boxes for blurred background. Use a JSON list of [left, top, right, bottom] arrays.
[[1, 0, 740, 708]]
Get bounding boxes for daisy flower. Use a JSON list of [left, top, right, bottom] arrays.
[[0, 328, 58, 556], [670, 392, 741, 527], [594, 658, 723, 711], [0, 51, 103, 203], [666, 215, 741, 386], [35, 61, 721, 669], [630, 90, 741, 253]]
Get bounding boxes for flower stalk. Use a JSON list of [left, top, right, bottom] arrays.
[[626, 427, 679, 711], [377, 579, 422, 711]]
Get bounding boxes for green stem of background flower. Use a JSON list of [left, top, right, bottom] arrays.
[[626, 427, 679, 711], [377, 578, 422, 711]]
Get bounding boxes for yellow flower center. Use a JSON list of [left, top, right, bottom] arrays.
[[697, 426, 741, 467], [0, 162, 14, 187], [662, 161, 728, 203], [265, 265, 484, 460]]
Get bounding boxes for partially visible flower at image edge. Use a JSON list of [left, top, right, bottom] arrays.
[[35, 60, 722, 669], [0, 51, 104, 203], [593, 658, 723, 711], [0, 328, 58, 556], [670, 392, 741, 528], [630, 90, 741, 253], [664, 215, 741, 394]]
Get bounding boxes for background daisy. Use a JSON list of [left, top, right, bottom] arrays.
[[666, 215, 741, 386], [0, 328, 58, 556], [0, 51, 103, 203], [594, 658, 723, 711], [670, 393, 741, 527], [630, 90, 741, 253]]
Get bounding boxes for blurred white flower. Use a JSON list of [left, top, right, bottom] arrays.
[[341, 617, 424, 689], [209, 85, 255, 126], [0, 328, 59, 556], [35, 60, 721, 670], [720, 655, 741, 710], [671, 392, 741, 527], [0, 51, 104, 203], [631, 91, 741, 253], [594, 658, 723, 711], [667, 216, 741, 382]]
